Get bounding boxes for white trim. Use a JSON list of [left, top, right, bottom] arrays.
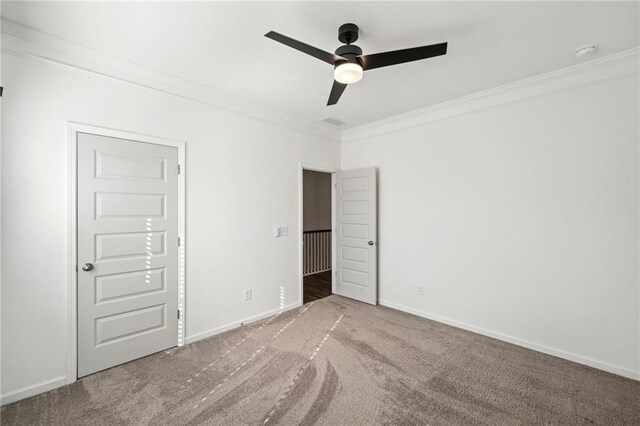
[[303, 268, 331, 277], [1, 18, 341, 143], [0, 376, 67, 405], [67, 124, 77, 385], [331, 172, 337, 295], [185, 301, 301, 345], [298, 164, 338, 305], [4, 292, 297, 405], [343, 47, 640, 143], [379, 299, 640, 381], [67, 122, 187, 386], [2, 18, 637, 146]]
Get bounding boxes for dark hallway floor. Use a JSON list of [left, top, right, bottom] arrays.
[[303, 270, 332, 303]]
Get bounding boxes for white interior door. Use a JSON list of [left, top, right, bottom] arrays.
[[77, 132, 179, 377], [335, 167, 377, 305]]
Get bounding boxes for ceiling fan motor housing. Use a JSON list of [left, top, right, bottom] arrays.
[[335, 44, 363, 67]]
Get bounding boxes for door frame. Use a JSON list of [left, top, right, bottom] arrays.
[[298, 163, 338, 304], [67, 122, 186, 383]]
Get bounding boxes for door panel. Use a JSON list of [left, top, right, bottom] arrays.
[[77, 132, 178, 377], [96, 192, 166, 219], [95, 268, 165, 303], [95, 304, 166, 346], [335, 168, 377, 305]]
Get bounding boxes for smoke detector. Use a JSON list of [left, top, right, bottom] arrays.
[[575, 45, 596, 58]]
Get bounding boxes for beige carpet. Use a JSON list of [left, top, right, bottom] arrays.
[[2, 295, 639, 425]]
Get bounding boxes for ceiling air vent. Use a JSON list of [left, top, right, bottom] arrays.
[[321, 117, 346, 127]]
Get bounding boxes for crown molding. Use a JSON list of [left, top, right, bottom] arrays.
[[0, 19, 342, 143], [342, 47, 640, 143], [3, 18, 638, 146]]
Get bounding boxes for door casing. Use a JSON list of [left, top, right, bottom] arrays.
[[67, 122, 186, 383]]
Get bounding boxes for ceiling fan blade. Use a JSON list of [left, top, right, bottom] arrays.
[[359, 42, 448, 71], [265, 31, 345, 65], [327, 80, 347, 106]]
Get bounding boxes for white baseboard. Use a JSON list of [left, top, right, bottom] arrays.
[[378, 299, 640, 381], [185, 301, 302, 345], [6, 300, 632, 406], [1, 302, 302, 405], [1, 375, 67, 406], [303, 268, 331, 277]]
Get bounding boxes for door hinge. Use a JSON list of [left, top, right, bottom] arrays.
[[177, 164, 181, 174], [177, 309, 182, 320], [178, 237, 181, 247]]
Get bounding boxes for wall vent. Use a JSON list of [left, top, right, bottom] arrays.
[[321, 117, 346, 127]]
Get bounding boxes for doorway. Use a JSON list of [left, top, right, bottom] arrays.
[[302, 169, 333, 303], [299, 166, 378, 306]]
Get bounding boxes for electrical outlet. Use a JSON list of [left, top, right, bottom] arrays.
[[417, 286, 424, 295], [244, 288, 252, 301]]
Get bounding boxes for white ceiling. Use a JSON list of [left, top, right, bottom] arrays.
[[2, 1, 639, 129]]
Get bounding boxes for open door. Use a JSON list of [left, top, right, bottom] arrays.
[[335, 167, 377, 305]]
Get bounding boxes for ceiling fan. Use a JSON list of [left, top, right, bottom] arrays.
[[265, 23, 448, 106]]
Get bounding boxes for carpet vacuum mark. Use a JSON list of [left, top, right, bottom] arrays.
[[2, 296, 640, 425]]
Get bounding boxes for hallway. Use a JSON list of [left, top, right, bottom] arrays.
[[303, 271, 332, 303]]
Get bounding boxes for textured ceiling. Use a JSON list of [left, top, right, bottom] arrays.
[[2, 1, 639, 129]]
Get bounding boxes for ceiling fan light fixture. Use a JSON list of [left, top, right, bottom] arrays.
[[265, 23, 448, 104], [334, 62, 363, 84]]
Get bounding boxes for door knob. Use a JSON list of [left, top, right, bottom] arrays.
[[82, 263, 94, 271], [368, 241, 375, 246]]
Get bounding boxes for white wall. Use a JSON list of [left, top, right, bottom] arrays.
[[343, 75, 640, 379], [303, 170, 331, 231], [0, 52, 340, 401], [1, 21, 638, 406]]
